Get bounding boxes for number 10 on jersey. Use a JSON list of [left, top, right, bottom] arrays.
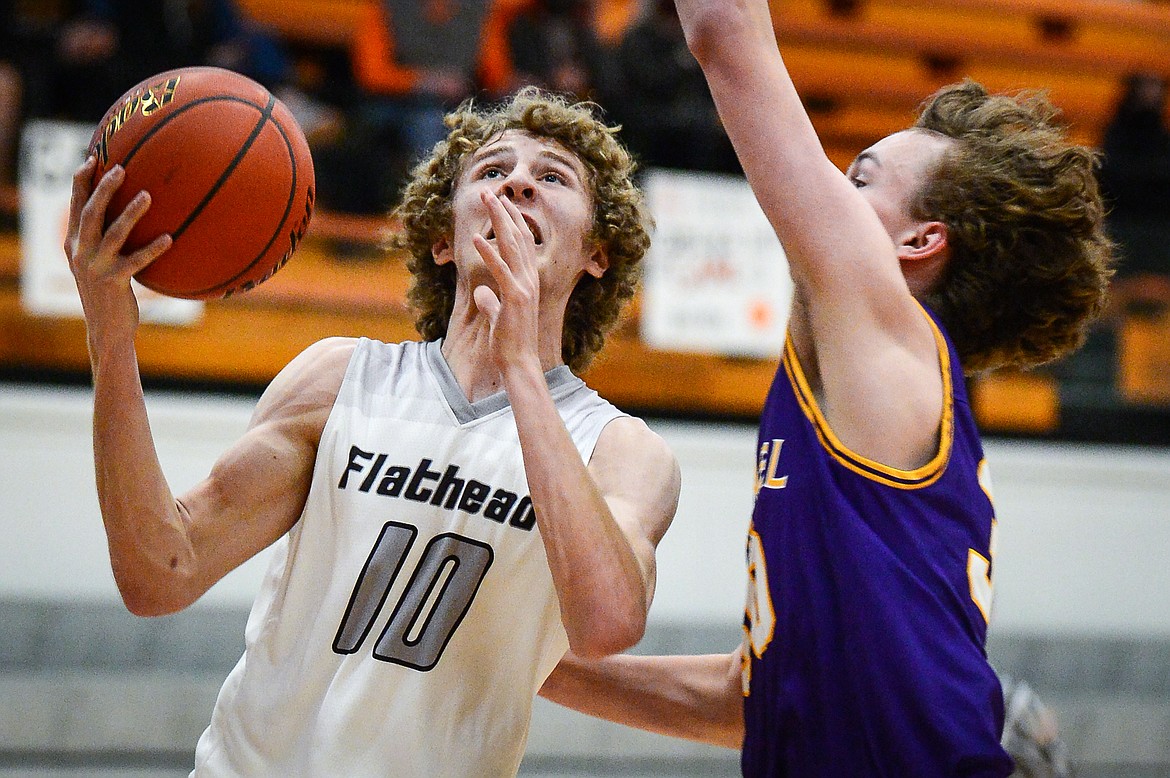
[[333, 522, 494, 671]]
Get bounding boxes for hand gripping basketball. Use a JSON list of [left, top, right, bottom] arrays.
[[88, 66, 315, 300]]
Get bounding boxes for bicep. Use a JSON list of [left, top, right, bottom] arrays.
[[588, 419, 681, 593], [173, 338, 352, 599], [177, 416, 317, 592]]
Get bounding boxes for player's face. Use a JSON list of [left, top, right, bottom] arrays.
[[443, 129, 603, 291], [846, 129, 953, 244]]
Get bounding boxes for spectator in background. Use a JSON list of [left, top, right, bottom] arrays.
[[0, 0, 22, 190], [495, 0, 607, 101], [1098, 71, 1170, 314], [0, 0, 333, 197], [0, 0, 70, 195], [329, 0, 508, 215], [0, 55, 20, 193], [48, 0, 300, 123], [604, 0, 739, 174], [1047, 71, 1170, 402]]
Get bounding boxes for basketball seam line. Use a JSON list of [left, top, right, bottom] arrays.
[[120, 93, 262, 177], [215, 102, 302, 297], [170, 93, 275, 243], [116, 90, 302, 298]]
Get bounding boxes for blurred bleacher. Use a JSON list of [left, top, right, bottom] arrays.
[[2, 0, 1168, 435], [4, 602, 1170, 776]]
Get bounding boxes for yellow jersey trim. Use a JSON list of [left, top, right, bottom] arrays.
[[782, 303, 954, 489]]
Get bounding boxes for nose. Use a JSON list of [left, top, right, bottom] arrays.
[[497, 167, 535, 202]]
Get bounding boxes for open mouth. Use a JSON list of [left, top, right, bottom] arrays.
[[523, 215, 543, 245], [484, 216, 543, 245]]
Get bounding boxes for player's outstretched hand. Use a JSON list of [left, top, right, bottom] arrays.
[[64, 157, 171, 330], [472, 189, 542, 373]]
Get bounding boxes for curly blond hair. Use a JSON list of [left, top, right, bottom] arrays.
[[388, 87, 651, 373], [912, 81, 1116, 374]]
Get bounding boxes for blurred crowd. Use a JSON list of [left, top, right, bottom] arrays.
[[1048, 69, 1170, 404], [0, 0, 306, 185], [323, 0, 741, 213], [0, 0, 1167, 308], [0, 0, 739, 217], [1097, 71, 1170, 316]]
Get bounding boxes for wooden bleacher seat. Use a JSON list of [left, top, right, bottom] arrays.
[[773, 0, 1170, 78], [0, 221, 779, 417], [771, 0, 1170, 161], [1119, 307, 1170, 406], [4, 0, 1170, 428], [235, 0, 367, 45]]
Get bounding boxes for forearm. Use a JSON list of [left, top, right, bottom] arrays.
[[540, 651, 745, 748], [679, 0, 824, 181], [677, 0, 775, 74], [505, 361, 649, 657], [88, 330, 194, 615]]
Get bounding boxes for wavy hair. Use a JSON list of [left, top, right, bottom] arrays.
[[388, 87, 650, 373], [912, 80, 1116, 373]]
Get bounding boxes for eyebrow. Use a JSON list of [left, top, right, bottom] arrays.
[[853, 150, 880, 168], [471, 142, 583, 177], [538, 148, 581, 173], [469, 145, 512, 166]]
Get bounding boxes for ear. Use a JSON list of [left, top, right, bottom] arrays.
[[432, 237, 453, 266], [895, 221, 949, 263], [583, 245, 609, 279]]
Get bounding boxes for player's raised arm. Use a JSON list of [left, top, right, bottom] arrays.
[[674, 0, 948, 468], [65, 158, 345, 616], [140, 338, 351, 613], [89, 334, 347, 617], [471, 165, 680, 659]]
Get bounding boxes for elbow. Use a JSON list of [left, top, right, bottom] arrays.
[[681, 1, 755, 68], [566, 609, 647, 660], [114, 568, 197, 618], [110, 531, 202, 617], [122, 597, 178, 619], [119, 589, 187, 618]]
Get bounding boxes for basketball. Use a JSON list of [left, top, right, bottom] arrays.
[[88, 66, 315, 300]]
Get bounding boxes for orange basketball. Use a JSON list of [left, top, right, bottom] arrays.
[[88, 66, 315, 300]]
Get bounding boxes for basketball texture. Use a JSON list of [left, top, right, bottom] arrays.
[[88, 66, 315, 300]]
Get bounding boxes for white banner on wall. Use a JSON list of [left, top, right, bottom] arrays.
[[18, 119, 202, 324], [641, 168, 792, 358]]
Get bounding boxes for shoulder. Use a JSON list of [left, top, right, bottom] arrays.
[[592, 418, 681, 507], [249, 337, 360, 433], [293, 335, 362, 370], [595, 416, 674, 462], [590, 417, 680, 546], [271, 336, 359, 398], [789, 301, 948, 471]]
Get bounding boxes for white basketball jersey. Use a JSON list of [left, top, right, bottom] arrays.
[[193, 338, 626, 776]]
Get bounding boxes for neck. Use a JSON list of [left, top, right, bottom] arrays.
[[440, 290, 568, 404]]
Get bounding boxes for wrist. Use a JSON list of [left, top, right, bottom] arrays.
[[84, 313, 140, 371]]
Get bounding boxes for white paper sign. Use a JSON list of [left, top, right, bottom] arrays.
[[18, 119, 203, 324], [641, 168, 792, 357]]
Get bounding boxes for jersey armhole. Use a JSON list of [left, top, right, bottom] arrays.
[[781, 304, 954, 489]]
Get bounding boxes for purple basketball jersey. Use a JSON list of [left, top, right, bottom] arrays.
[[741, 306, 1013, 776]]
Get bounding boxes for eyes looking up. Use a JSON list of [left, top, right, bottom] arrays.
[[480, 166, 567, 186]]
